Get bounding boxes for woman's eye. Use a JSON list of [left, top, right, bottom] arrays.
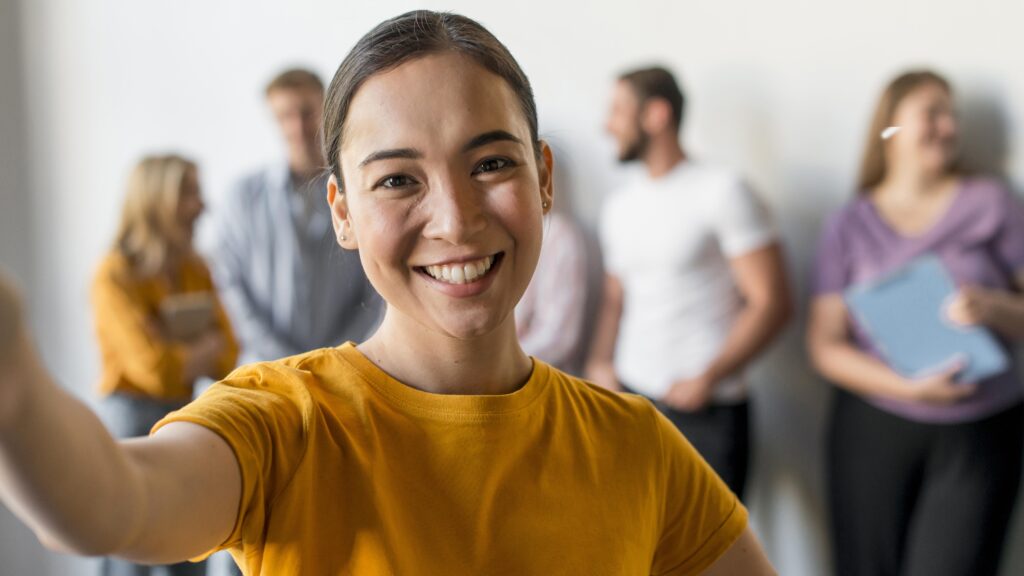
[[473, 157, 514, 175], [376, 175, 415, 189]]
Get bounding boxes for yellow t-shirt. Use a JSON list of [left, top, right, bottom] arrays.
[[155, 343, 747, 575]]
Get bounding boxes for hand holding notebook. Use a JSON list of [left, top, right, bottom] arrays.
[[843, 255, 1008, 384], [160, 292, 215, 342]]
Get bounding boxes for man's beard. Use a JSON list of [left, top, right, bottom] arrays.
[[618, 130, 648, 163]]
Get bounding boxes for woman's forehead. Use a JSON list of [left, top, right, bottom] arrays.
[[340, 53, 529, 160], [899, 83, 951, 109]]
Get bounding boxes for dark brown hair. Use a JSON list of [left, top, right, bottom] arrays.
[[322, 10, 539, 185], [857, 70, 956, 192], [618, 66, 686, 132], [265, 68, 324, 97]]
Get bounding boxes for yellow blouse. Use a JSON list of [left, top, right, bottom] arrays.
[[92, 251, 238, 401]]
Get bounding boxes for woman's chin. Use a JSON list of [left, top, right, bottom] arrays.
[[431, 309, 513, 342]]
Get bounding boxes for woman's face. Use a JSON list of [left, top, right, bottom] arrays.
[[175, 167, 204, 241], [330, 53, 553, 341], [888, 82, 959, 175]]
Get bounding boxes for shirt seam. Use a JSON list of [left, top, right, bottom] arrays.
[[333, 348, 552, 421], [653, 498, 745, 576]]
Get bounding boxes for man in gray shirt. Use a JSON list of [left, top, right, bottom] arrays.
[[211, 69, 381, 366]]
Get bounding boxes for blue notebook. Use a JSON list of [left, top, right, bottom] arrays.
[[843, 255, 1008, 383]]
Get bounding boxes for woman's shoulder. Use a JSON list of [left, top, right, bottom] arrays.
[[544, 366, 662, 429], [221, 347, 350, 392], [816, 197, 868, 243], [95, 250, 130, 275], [93, 250, 137, 288], [961, 174, 1016, 204]]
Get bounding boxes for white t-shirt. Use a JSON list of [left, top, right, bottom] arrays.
[[599, 162, 776, 403]]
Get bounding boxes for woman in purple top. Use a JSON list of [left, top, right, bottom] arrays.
[[808, 70, 1024, 576]]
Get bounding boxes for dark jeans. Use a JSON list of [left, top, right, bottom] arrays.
[[100, 393, 206, 576], [828, 389, 1023, 576], [621, 383, 750, 499]]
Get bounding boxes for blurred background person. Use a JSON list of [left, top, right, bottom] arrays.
[[209, 68, 382, 366], [586, 66, 792, 499], [514, 195, 589, 375], [807, 70, 1024, 576], [93, 154, 238, 576]]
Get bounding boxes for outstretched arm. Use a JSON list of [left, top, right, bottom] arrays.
[[699, 527, 776, 575], [0, 269, 240, 563]]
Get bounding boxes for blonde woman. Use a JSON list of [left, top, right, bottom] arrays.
[[94, 154, 237, 575]]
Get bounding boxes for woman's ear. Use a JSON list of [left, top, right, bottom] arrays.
[[327, 174, 358, 250], [538, 140, 555, 214]]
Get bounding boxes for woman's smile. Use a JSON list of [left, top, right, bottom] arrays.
[[415, 252, 504, 298]]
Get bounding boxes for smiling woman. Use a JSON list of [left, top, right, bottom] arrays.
[[0, 10, 774, 576]]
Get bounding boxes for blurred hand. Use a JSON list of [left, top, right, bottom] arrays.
[[585, 361, 622, 392], [903, 361, 977, 405], [663, 373, 715, 412], [185, 330, 226, 381], [946, 286, 1000, 327]]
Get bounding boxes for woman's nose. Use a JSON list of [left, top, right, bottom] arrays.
[[422, 176, 487, 244]]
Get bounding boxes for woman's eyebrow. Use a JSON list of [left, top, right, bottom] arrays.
[[462, 130, 523, 153], [359, 148, 422, 167], [358, 130, 522, 168]]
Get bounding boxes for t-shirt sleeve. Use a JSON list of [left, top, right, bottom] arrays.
[[993, 184, 1024, 276], [713, 177, 777, 257], [812, 211, 850, 296], [650, 407, 748, 575], [151, 362, 312, 560]]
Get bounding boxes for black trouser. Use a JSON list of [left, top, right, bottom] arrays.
[[828, 389, 1023, 576], [622, 384, 750, 499]]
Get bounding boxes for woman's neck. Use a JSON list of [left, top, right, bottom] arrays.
[[875, 163, 953, 202], [358, 310, 533, 396]]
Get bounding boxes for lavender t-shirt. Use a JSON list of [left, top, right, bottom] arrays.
[[813, 177, 1024, 423]]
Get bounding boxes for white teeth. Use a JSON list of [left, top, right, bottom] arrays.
[[423, 255, 495, 285]]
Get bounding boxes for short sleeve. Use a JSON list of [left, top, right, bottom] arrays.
[[993, 185, 1024, 275], [650, 408, 748, 575], [151, 362, 312, 559], [812, 211, 851, 296], [713, 177, 776, 257]]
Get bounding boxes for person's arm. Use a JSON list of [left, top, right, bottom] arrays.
[[699, 527, 776, 575], [0, 271, 241, 562], [947, 271, 1024, 341], [664, 243, 792, 411], [584, 273, 624, 391], [806, 294, 975, 404]]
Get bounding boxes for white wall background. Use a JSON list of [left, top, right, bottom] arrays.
[[2, 0, 1023, 574]]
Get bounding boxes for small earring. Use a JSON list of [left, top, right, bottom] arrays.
[[542, 201, 550, 210]]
